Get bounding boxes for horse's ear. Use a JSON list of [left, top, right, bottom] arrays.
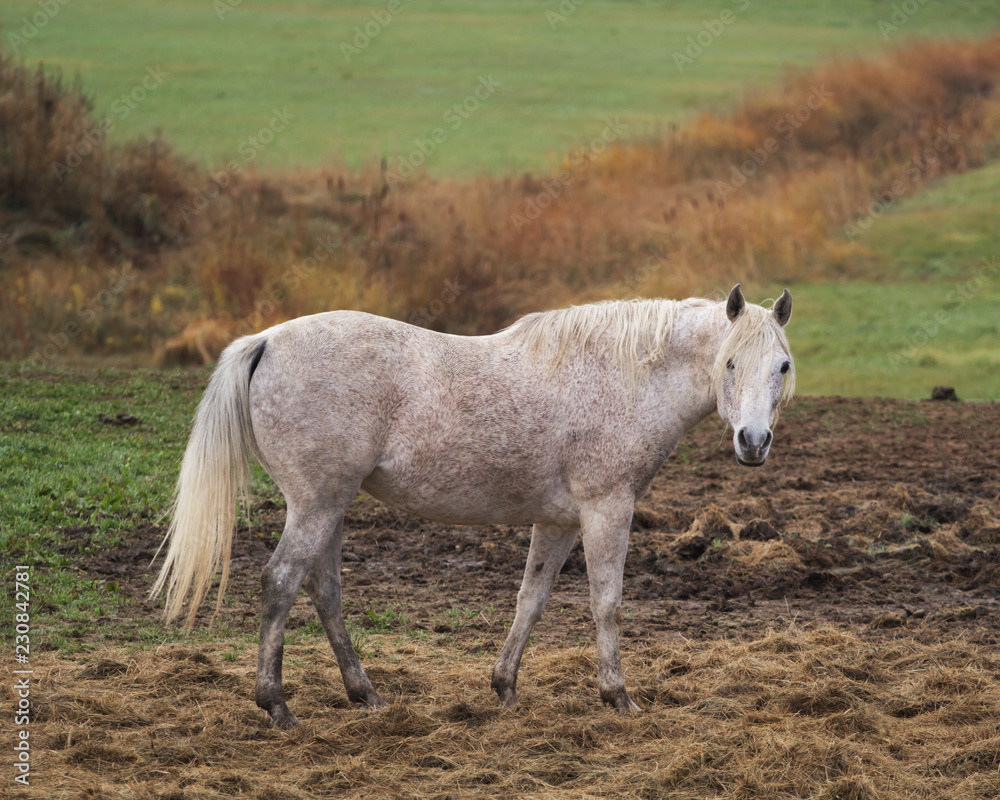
[[773, 288, 792, 327], [726, 283, 745, 322]]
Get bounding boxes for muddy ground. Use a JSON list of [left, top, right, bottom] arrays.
[[13, 397, 1000, 799]]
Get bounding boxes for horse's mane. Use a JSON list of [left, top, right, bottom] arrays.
[[506, 297, 712, 393], [506, 296, 795, 402]]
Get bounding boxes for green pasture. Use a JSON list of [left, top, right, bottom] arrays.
[[0, 369, 190, 646], [777, 162, 1000, 400], [0, 368, 272, 648], [4, 0, 1000, 174], [786, 280, 1000, 400]]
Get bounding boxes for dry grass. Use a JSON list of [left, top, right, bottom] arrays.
[[0, 50, 195, 253], [3, 36, 1000, 362], [10, 627, 1000, 799]]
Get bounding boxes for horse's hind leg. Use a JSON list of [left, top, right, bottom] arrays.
[[304, 518, 386, 709], [491, 523, 578, 707], [254, 505, 344, 728]]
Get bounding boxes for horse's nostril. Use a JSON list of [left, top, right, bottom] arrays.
[[763, 430, 773, 449], [737, 428, 749, 449]]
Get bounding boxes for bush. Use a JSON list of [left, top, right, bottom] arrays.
[[0, 50, 198, 256]]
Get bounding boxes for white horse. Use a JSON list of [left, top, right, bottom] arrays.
[[152, 284, 794, 728]]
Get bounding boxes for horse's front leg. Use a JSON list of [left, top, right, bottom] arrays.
[[492, 523, 579, 707], [580, 492, 641, 713]]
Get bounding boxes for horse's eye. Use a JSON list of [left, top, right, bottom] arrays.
[[726, 359, 734, 370], [780, 361, 790, 374]]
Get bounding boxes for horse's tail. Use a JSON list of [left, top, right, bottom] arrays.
[[150, 333, 268, 628]]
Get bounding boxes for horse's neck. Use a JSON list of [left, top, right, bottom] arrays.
[[645, 305, 722, 432]]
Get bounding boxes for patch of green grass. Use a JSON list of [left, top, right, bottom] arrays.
[[0, 365, 241, 646], [222, 642, 246, 662], [7, 0, 1000, 174], [853, 162, 1000, 281], [364, 605, 408, 632], [748, 164, 1000, 399], [781, 279, 1000, 399], [445, 604, 479, 623]]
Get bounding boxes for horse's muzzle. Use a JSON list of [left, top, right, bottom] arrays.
[[735, 427, 772, 466]]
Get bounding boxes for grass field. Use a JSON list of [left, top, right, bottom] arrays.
[[772, 162, 1000, 399], [0, 366, 284, 648], [0, 368, 201, 644], [4, 0, 1000, 173]]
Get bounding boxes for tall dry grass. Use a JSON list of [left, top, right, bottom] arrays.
[[0, 50, 195, 254], [3, 36, 1000, 363]]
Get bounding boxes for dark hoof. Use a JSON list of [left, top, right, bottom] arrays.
[[601, 688, 641, 714], [496, 687, 519, 708], [269, 710, 299, 729], [348, 687, 389, 709], [491, 675, 518, 708]]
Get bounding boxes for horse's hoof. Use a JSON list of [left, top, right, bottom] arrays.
[[601, 688, 641, 714], [618, 698, 642, 714], [497, 690, 519, 709], [269, 710, 300, 729], [348, 686, 389, 709], [492, 681, 518, 708]]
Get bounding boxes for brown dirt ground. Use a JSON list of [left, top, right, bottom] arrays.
[[9, 397, 1000, 799]]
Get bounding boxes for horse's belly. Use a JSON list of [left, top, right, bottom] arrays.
[[360, 467, 578, 528]]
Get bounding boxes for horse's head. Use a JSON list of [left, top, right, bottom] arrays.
[[712, 284, 794, 467]]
